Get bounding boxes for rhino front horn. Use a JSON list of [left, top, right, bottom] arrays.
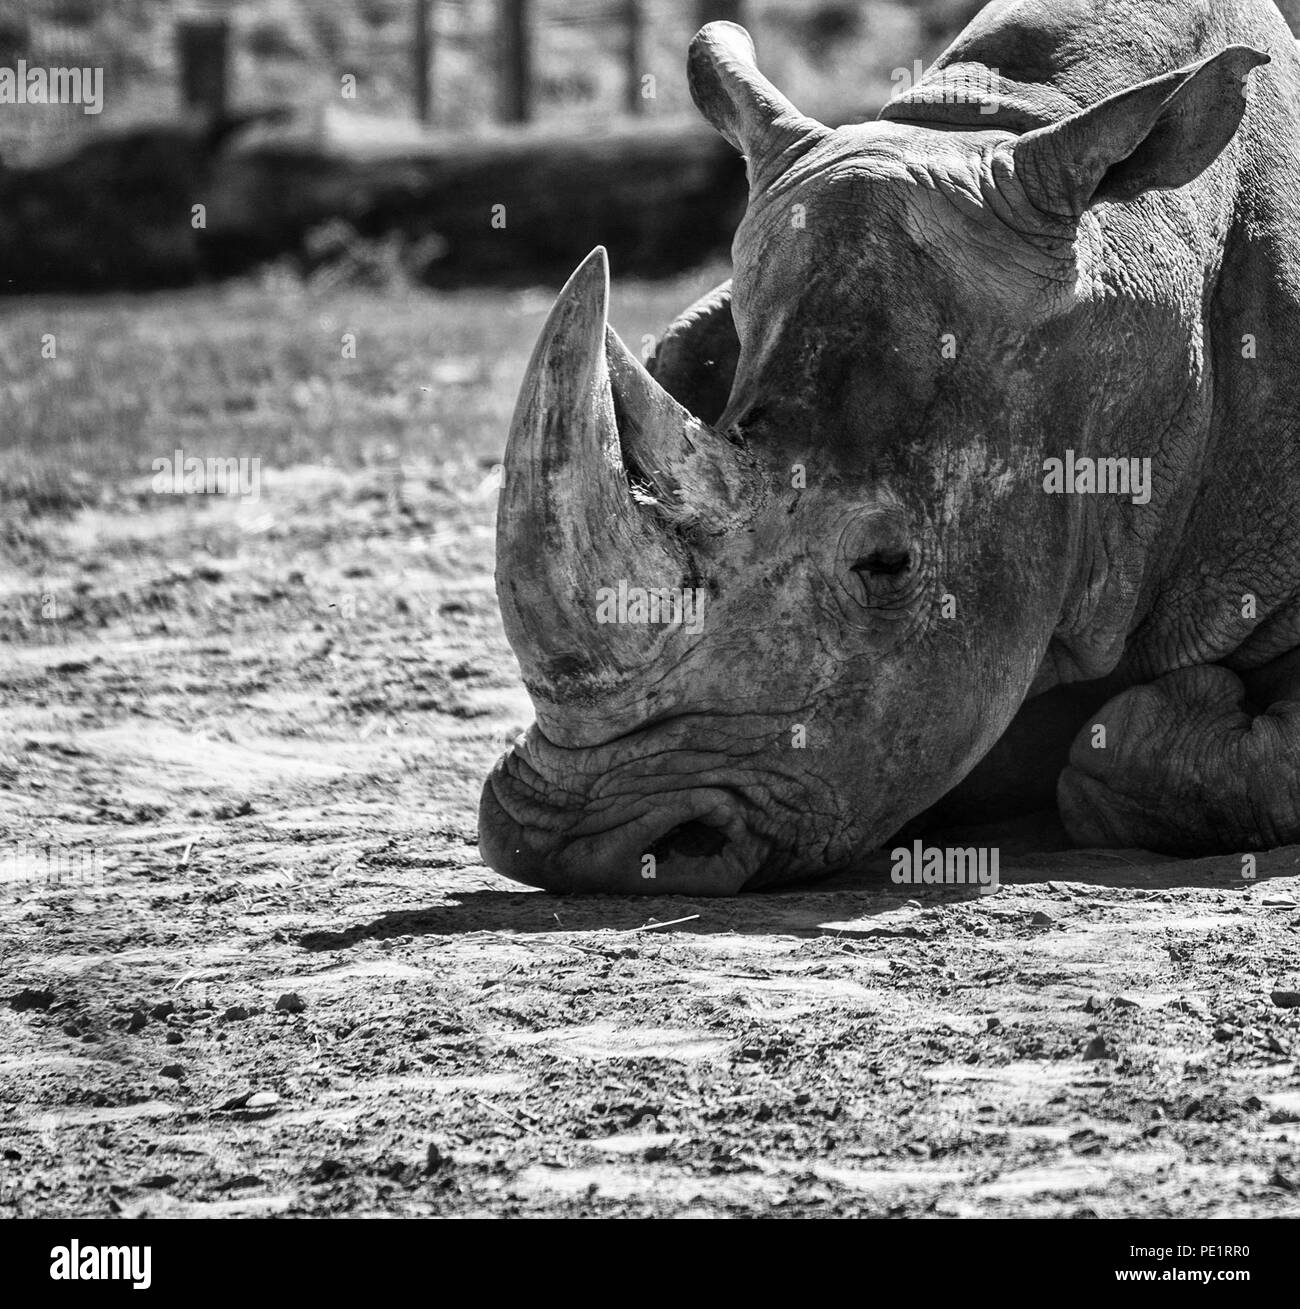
[[496, 247, 729, 717]]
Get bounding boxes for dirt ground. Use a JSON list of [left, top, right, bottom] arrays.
[[1, 282, 1299, 1219]]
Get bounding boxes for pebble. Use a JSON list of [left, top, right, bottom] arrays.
[[9, 988, 55, 1012], [1172, 996, 1211, 1019], [275, 992, 307, 1013], [216, 1089, 281, 1111], [1082, 1035, 1114, 1061]]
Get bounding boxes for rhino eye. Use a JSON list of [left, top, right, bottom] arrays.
[[851, 549, 912, 578]]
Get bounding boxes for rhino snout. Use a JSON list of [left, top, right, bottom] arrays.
[[477, 753, 764, 895]]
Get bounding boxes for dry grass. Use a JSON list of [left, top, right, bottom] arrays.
[[0, 260, 729, 513]]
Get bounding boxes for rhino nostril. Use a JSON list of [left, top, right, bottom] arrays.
[[647, 819, 729, 862], [851, 548, 912, 577]]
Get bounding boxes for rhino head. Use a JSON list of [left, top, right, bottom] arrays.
[[479, 21, 1267, 894]]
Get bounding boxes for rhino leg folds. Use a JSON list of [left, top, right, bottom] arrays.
[[1058, 664, 1300, 853]]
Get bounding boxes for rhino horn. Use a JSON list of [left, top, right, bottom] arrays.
[[605, 324, 756, 533], [496, 247, 752, 702], [689, 22, 828, 191]]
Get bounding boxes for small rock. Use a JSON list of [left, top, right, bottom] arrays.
[[139, 1174, 178, 1190], [1082, 1035, 1114, 1061], [220, 1005, 250, 1023], [1069, 1128, 1105, 1155], [275, 992, 307, 1013], [1110, 995, 1139, 1008], [165, 1032, 183, 1045], [1172, 996, 1211, 1019], [986, 1016, 1002, 1031], [311, 1159, 348, 1183], [126, 1008, 148, 1033], [215, 1174, 263, 1192], [159, 1064, 183, 1080], [1270, 990, 1300, 1009], [150, 1001, 176, 1020], [1213, 1024, 1240, 1042], [1268, 1168, 1297, 1193], [216, 1089, 280, 1112], [3, 1149, 21, 1161], [1030, 911, 1054, 926], [1084, 994, 1105, 1013], [425, 1143, 445, 1174], [9, 988, 55, 1012]]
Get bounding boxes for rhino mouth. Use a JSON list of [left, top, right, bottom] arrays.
[[478, 748, 774, 895]]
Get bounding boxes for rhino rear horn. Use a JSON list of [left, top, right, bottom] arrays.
[[606, 326, 757, 534], [1014, 45, 1269, 219], [688, 22, 828, 190]]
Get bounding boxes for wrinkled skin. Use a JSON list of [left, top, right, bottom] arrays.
[[479, 0, 1300, 894]]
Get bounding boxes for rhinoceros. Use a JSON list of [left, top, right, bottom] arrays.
[[478, 0, 1300, 894]]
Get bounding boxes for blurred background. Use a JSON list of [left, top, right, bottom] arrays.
[[0, 0, 995, 293]]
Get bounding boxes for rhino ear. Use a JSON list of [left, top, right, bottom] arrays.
[[1014, 45, 1269, 219], [688, 21, 827, 189]]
